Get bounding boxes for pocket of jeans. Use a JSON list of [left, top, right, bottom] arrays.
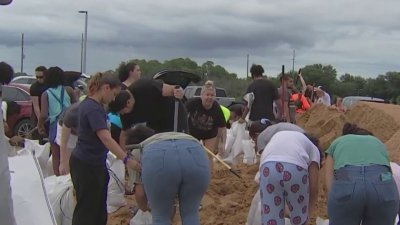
[[330, 180, 356, 203], [187, 146, 209, 168], [372, 179, 399, 202], [141, 148, 166, 173]]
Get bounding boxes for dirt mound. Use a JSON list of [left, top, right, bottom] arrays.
[[298, 102, 400, 152]]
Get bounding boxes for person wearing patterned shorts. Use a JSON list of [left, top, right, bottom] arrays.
[[258, 131, 321, 225]]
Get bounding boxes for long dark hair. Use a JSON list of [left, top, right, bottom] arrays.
[[108, 90, 131, 113], [342, 122, 373, 136], [125, 125, 155, 145]]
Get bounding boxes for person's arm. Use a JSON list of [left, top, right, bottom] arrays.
[[324, 155, 334, 196], [97, 129, 140, 171], [161, 83, 183, 99], [59, 124, 71, 175], [38, 92, 48, 135], [119, 130, 127, 152], [65, 86, 78, 103], [240, 104, 249, 123], [308, 162, 319, 217], [135, 184, 150, 211], [299, 73, 307, 95], [32, 96, 41, 120]]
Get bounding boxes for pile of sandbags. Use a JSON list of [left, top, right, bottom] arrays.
[[222, 121, 256, 165]]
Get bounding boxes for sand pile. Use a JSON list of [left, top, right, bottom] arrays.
[[108, 101, 400, 225]]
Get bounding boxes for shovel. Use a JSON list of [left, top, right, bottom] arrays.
[[203, 146, 242, 179]]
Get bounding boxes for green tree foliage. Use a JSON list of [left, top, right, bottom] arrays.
[[114, 58, 400, 104], [300, 64, 337, 92]]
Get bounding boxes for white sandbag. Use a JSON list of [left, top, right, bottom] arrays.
[[242, 139, 256, 165], [223, 132, 235, 158], [316, 217, 329, 225], [106, 153, 126, 213], [45, 175, 74, 225], [20, 140, 51, 177], [46, 157, 55, 178], [9, 153, 57, 225], [130, 210, 152, 225], [223, 121, 246, 164], [246, 190, 261, 225]]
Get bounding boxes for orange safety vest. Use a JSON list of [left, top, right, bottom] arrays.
[[291, 93, 311, 113]]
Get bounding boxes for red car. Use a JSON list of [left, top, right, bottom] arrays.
[[2, 83, 33, 137]]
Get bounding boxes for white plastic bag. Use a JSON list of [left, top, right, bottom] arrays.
[[45, 175, 75, 225], [223, 121, 247, 164], [130, 210, 153, 225], [107, 153, 126, 213], [19, 140, 52, 177], [246, 190, 261, 225], [242, 139, 256, 165]]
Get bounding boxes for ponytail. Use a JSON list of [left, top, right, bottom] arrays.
[[88, 72, 121, 96]]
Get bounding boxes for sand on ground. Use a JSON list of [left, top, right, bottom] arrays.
[[108, 102, 400, 225]]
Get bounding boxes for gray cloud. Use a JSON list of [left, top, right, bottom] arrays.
[[1, 0, 400, 77]]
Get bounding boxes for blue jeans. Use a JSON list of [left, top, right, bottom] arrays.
[[141, 139, 210, 225], [328, 165, 399, 225]]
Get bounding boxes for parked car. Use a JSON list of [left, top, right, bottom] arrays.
[[342, 96, 385, 109], [11, 74, 88, 95], [11, 76, 37, 85], [1, 84, 34, 137], [184, 85, 236, 107]]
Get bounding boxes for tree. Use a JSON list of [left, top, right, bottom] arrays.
[[300, 64, 337, 93]]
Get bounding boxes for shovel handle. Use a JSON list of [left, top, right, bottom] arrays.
[[203, 146, 242, 178]]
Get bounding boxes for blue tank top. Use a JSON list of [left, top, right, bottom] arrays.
[[47, 86, 71, 123]]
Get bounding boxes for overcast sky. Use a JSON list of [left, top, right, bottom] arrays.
[[1, 0, 399, 78]]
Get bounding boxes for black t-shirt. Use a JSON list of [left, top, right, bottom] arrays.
[[30, 81, 47, 107], [121, 79, 179, 133], [186, 98, 226, 140], [246, 79, 279, 121]]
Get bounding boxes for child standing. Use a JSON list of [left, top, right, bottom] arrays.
[[69, 72, 140, 225]]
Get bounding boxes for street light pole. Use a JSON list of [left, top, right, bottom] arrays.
[[78, 10, 88, 74]]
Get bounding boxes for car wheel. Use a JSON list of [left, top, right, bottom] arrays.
[[13, 119, 34, 138]]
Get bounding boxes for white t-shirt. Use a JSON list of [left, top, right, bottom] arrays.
[[260, 130, 320, 170], [317, 92, 331, 106]]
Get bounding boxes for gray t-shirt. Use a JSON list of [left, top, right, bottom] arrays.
[[59, 103, 79, 134], [257, 122, 305, 153]]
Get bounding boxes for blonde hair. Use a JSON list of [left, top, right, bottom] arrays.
[[87, 72, 121, 96], [201, 80, 216, 94]]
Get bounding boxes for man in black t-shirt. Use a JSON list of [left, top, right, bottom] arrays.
[[242, 64, 282, 123], [30, 66, 47, 123], [112, 78, 184, 148]]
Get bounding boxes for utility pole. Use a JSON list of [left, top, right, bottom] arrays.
[[20, 33, 24, 74], [246, 54, 249, 78], [80, 33, 84, 73], [291, 49, 296, 77], [78, 11, 88, 74]]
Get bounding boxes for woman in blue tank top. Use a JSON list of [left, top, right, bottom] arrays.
[[38, 66, 77, 176]]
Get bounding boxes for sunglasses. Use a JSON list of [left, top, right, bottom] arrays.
[[36, 76, 44, 79]]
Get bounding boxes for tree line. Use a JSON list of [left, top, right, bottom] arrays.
[[113, 58, 400, 104]]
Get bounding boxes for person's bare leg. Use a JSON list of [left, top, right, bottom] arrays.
[[51, 143, 60, 176]]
